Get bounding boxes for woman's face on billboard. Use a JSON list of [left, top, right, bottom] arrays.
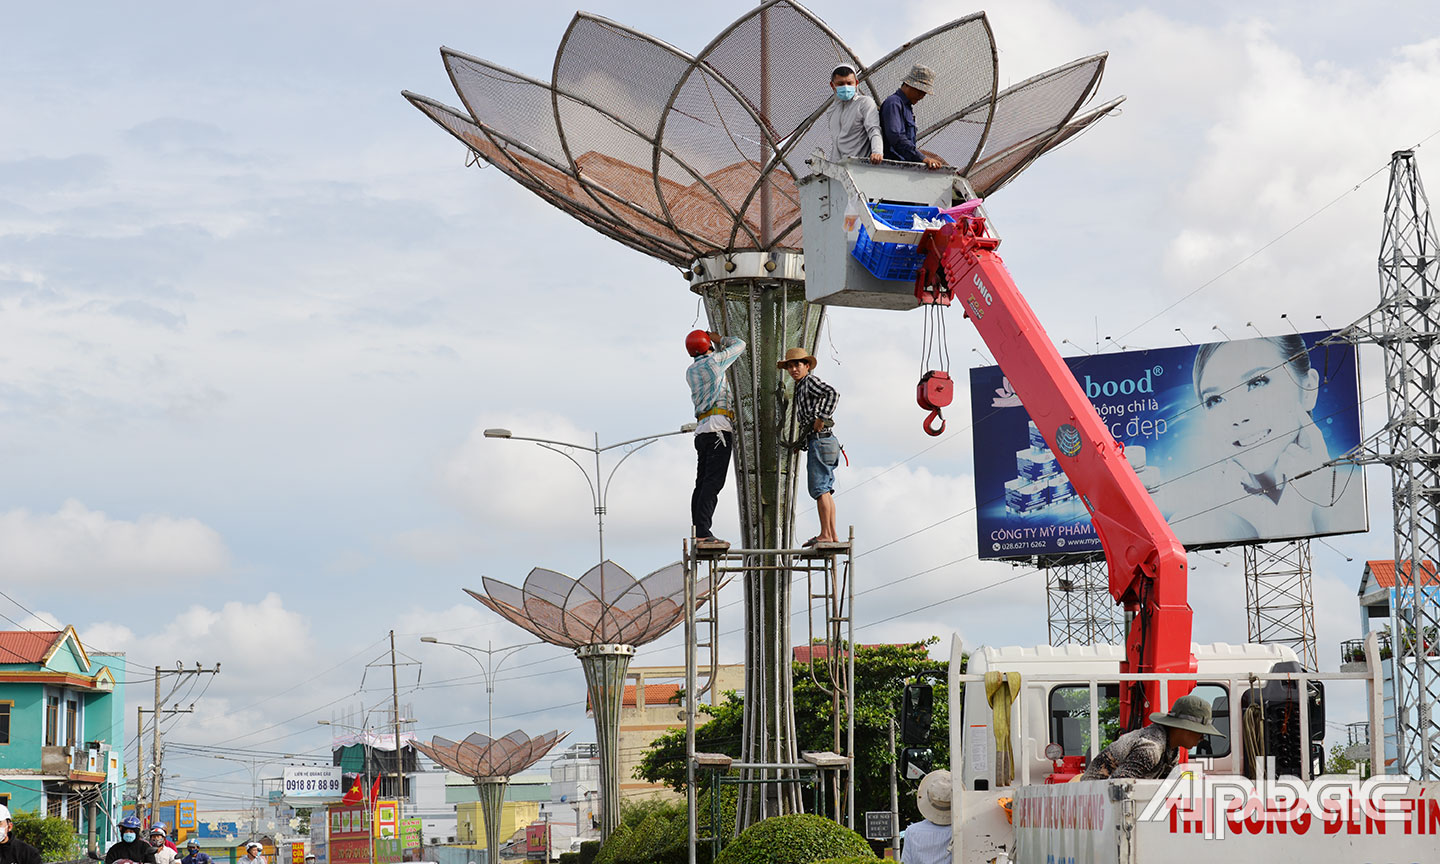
[[1197, 340, 1318, 478]]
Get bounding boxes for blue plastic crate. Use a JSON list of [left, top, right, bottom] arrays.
[[850, 203, 952, 281]]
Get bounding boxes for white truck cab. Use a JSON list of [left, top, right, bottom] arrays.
[[959, 641, 1298, 791], [944, 634, 1431, 864]]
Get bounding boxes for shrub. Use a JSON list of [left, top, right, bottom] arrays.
[[714, 814, 875, 864], [813, 858, 881, 864], [623, 811, 679, 864], [593, 822, 631, 864], [577, 840, 600, 864], [558, 854, 580, 864], [10, 810, 80, 861]]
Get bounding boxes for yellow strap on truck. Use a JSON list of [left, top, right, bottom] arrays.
[[986, 670, 1022, 786]]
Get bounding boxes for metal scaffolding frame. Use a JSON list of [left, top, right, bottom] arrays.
[[683, 535, 856, 861], [1043, 556, 1123, 646], [1243, 540, 1319, 670]]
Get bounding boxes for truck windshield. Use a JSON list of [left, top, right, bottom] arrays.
[[1049, 683, 1230, 758]]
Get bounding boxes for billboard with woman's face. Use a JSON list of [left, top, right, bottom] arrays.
[[969, 331, 1367, 559]]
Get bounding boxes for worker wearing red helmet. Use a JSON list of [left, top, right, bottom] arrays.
[[685, 329, 746, 548]]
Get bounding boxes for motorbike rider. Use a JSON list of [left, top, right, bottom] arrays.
[[181, 840, 212, 864], [105, 816, 156, 864], [149, 826, 178, 864]]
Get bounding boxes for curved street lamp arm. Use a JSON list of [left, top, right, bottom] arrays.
[[602, 438, 658, 506], [535, 442, 599, 508], [596, 427, 692, 453]]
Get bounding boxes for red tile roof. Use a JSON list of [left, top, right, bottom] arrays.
[[622, 683, 682, 708], [1366, 560, 1439, 589], [587, 682, 685, 713], [0, 630, 62, 664]]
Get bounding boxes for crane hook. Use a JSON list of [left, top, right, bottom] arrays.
[[923, 408, 946, 437]]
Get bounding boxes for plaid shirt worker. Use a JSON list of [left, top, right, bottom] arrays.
[[1079, 723, 1178, 780], [687, 336, 745, 428], [795, 373, 840, 434]]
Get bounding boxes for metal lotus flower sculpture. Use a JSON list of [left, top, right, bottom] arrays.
[[411, 729, 568, 779], [465, 560, 698, 649], [465, 560, 721, 838], [402, 0, 1121, 268], [414, 730, 568, 863]]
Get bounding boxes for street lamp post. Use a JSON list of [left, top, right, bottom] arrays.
[[418, 638, 539, 739], [481, 425, 695, 573]]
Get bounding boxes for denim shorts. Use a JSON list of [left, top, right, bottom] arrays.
[[807, 435, 841, 499]]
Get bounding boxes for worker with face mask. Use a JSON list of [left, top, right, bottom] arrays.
[[826, 63, 883, 163], [105, 816, 156, 864], [149, 826, 178, 864], [0, 805, 42, 864]]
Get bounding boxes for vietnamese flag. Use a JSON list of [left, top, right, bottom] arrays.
[[340, 776, 364, 805], [368, 774, 382, 807]]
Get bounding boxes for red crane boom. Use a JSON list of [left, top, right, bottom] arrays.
[[916, 213, 1195, 728]]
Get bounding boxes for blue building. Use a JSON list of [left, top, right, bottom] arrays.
[[1356, 559, 1440, 776], [0, 626, 126, 847]]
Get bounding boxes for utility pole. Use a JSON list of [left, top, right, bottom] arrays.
[[136, 706, 145, 821], [144, 662, 221, 825], [389, 630, 404, 836]]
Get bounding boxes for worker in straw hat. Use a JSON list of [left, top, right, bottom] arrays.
[[1080, 693, 1225, 780], [902, 770, 952, 864], [880, 63, 945, 170], [779, 346, 842, 546]]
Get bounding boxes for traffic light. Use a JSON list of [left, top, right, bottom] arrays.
[[901, 682, 933, 746], [901, 747, 933, 781]]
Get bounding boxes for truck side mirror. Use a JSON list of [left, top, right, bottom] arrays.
[[1307, 680, 1326, 743], [901, 683, 933, 746]]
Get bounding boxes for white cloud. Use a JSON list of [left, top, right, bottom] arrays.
[[0, 499, 228, 585]]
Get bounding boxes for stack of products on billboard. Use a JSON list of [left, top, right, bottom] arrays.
[[1004, 422, 1077, 515]]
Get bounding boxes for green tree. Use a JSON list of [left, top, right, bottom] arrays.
[[10, 809, 80, 861], [1325, 743, 1360, 775], [635, 640, 954, 824]]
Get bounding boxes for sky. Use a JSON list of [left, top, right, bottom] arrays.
[[4, 0, 1440, 811]]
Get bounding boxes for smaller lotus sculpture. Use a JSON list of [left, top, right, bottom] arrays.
[[466, 560, 727, 838], [466, 560, 708, 649], [412, 729, 568, 779], [414, 730, 569, 863]]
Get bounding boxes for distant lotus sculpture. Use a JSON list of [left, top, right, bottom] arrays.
[[466, 561, 720, 837], [408, 0, 1121, 825], [413, 730, 568, 864]]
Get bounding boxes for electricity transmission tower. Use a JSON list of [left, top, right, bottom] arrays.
[[1341, 149, 1440, 779]]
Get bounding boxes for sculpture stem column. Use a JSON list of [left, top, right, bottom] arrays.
[[702, 280, 823, 827], [474, 777, 507, 864], [576, 643, 636, 838]]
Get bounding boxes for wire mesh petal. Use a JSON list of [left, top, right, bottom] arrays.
[[443, 49, 707, 257], [403, 92, 685, 264], [968, 96, 1123, 197], [969, 55, 1106, 164], [465, 560, 705, 649], [555, 14, 696, 140], [417, 730, 568, 779]]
